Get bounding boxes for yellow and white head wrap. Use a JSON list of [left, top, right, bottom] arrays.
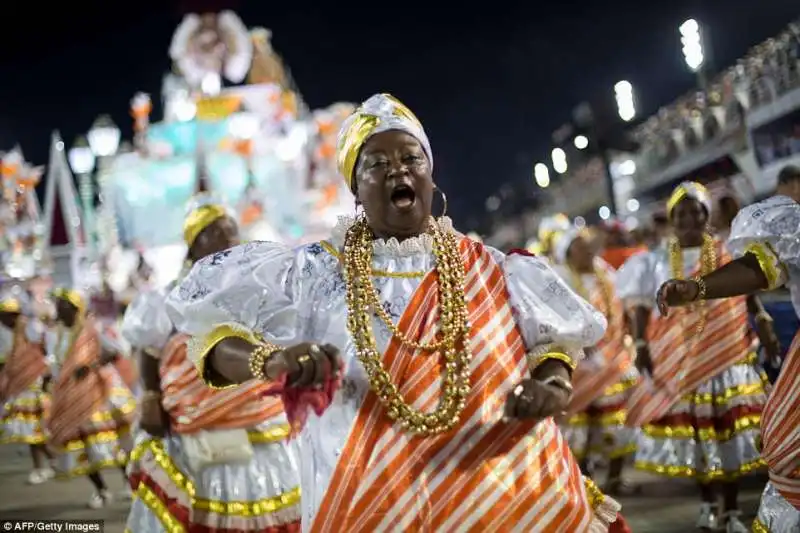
[[552, 227, 585, 265], [537, 214, 571, 256], [666, 181, 712, 218], [183, 193, 234, 249], [336, 93, 433, 191], [52, 287, 86, 316]]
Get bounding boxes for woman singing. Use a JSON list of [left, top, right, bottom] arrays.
[[551, 228, 639, 493], [166, 93, 623, 532], [657, 165, 800, 532], [616, 181, 770, 532], [123, 196, 301, 533]]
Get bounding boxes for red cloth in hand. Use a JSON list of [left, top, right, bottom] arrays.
[[279, 369, 343, 432], [609, 512, 632, 533]]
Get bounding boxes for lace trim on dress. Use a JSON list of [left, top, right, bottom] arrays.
[[329, 215, 455, 257]]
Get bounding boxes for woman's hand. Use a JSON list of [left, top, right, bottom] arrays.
[[634, 344, 654, 376], [504, 378, 570, 421], [139, 393, 169, 437], [656, 279, 700, 316], [265, 343, 342, 388]]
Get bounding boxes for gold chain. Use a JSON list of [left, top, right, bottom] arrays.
[[570, 266, 613, 319], [668, 234, 717, 335], [342, 216, 471, 436]]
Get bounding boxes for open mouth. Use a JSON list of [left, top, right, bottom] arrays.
[[390, 184, 417, 210]]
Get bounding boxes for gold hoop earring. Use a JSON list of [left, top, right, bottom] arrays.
[[433, 185, 448, 218]]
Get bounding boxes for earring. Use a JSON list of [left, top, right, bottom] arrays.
[[433, 185, 448, 218]]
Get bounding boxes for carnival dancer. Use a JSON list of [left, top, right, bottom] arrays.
[[46, 288, 136, 509], [123, 195, 302, 533], [551, 228, 639, 494], [656, 165, 800, 532], [0, 294, 55, 485], [166, 93, 624, 532], [616, 181, 771, 532]]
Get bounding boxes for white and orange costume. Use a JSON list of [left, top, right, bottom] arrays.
[[551, 230, 639, 464], [46, 290, 137, 481], [0, 298, 55, 484], [122, 197, 301, 533], [616, 182, 767, 527], [726, 194, 800, 532], [166, 93, 621, 532]]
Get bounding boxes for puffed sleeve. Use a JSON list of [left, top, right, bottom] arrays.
[[165, 241, 305, 388], [120, 289, 174, 356], [615, 251, 657, 308], [727, 195, 800, 290], [492, 248, 607, 372]]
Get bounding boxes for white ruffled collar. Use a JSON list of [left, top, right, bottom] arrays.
[[329, 215, 455, 257]]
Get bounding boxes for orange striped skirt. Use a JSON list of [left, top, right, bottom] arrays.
[[761, 331, 800, 509], [634, 354, 767, 481]]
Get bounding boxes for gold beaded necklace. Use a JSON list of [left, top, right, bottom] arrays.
[[667, 233, 717, 335], [569, 264, 613, 319], [342, 216, 471, 436]]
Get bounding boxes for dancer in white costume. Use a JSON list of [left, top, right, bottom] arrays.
[[657, 166, 800, 532], [166, 93, 623, 532], [123, 195, 301, 533], [0, 294, 55, 485]]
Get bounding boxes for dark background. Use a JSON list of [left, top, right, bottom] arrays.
[[0, 0, 796, 227]]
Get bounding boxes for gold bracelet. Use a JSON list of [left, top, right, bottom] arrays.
[[529, 351, 577, 372], [248, 343, 283, 381], [142, 390, 161, 402], [692, 276, 707, 301]]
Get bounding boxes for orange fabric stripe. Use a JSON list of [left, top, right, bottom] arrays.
[[311, 239, 593, 532], [159, 333, 284, 433], [568, 265, 632, 415], [47, 319, 108, 445], [625, 247, 752, 426], [0, 318, 47, 401], [761, 330, 800, 509]]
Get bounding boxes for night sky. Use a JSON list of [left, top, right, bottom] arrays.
[[1, 0, 796, 229]]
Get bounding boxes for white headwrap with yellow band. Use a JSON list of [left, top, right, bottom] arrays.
[[183, 194, 233, 248], [336, 93, 433, 191], [666, 181, 712, 218]]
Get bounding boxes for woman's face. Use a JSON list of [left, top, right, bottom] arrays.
[[672, 197, 708, 246], [190, 216, 240, 262], [354, 130, 433, 240], [567, 236, 594, 273]]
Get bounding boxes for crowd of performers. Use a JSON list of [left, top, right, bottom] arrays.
[[1, 94, 800, 532]]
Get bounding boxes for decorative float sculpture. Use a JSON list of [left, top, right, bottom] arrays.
[[102, 11, 355, 254]]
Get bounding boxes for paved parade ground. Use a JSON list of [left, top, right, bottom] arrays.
[[0, 443, 762, 532]]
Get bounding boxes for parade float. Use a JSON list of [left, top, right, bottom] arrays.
[[93, 11, 355, 286]]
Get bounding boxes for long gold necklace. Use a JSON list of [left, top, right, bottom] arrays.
[[342, 216, 471, 436], [667, 234, 717, 335], [570, 265, 613, 319]]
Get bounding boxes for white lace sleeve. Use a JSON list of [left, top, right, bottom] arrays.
[[615, 251, 657, 307], [120, 289, 173, 353], [492, 249, 607, 369], [165, 241, 305, 382], [727, 195, 800, 289]]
